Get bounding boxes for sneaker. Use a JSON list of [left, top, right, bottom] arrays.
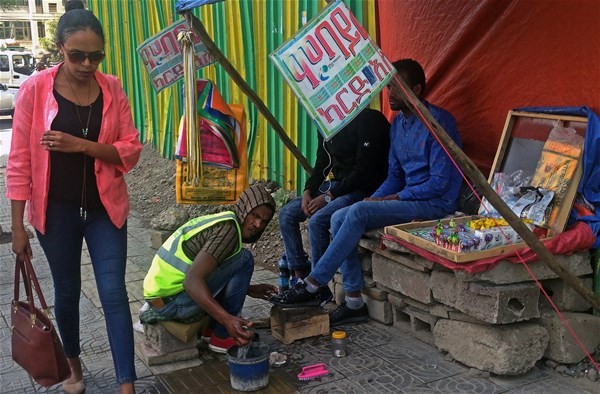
[[329, 302, 369, 326], [319, 286, 333, 306], [200, 327, 214, 343], [208, 335, 236, 354], [269, 280, 321, 308]]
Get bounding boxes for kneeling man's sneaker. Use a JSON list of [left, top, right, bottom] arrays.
[[329, 302, 369, 326], [200, 328, 214, 343], [208, 335, 235, 353], [269, 280, 321, 308]]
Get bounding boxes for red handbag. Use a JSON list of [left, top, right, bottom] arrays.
[[11, 257, 71, 387]]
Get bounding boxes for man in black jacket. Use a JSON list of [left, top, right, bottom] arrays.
[[277, 108, 390, 300]]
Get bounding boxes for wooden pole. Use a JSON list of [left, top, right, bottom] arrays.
[[183, 12, 313, 174], [390, 76, 600, 311]]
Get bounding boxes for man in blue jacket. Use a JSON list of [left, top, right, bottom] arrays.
[[271, 59, 463, 326]]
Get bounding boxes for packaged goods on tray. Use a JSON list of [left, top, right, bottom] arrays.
[[409, 218, 533, 254]]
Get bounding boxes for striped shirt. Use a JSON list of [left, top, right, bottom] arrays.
[[181, 220, 239, 264]]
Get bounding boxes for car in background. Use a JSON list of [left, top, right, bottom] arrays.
[[0, 83, 18, 117], [0, 50, 35, 88]]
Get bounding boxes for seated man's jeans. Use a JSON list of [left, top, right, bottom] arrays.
[[310, 200, 450, 292], [151, 248, 254, 339], [278, 186, 366, 271]]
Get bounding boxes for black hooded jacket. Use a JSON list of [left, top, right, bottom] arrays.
[[304, 108, 390, 198]]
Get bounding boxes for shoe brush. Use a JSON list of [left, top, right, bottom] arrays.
[[297, 363, 329, 381]]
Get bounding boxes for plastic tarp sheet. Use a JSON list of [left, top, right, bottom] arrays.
[[377, 0, 600, 176], [175, 0, 223, 13]]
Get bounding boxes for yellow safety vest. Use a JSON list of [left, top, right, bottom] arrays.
[[143, 211, 242, 298]]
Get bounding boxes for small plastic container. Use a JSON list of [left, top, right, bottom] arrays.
[[331, 331, 348, 357]]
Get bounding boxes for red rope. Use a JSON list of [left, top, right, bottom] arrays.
[[391, 73, 600, 372]]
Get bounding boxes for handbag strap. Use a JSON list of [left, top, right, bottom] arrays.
[[13, 257, 49, 313]]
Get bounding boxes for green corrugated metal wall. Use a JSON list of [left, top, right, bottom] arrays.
[[89, 0, 380, 193]]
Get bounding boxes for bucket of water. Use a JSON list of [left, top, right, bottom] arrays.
[[226, 342, 270, 392]]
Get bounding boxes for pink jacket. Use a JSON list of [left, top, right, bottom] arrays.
[[6, 64, 142, 233]]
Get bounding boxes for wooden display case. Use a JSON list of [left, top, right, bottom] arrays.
[[384, 111, 587, 263]]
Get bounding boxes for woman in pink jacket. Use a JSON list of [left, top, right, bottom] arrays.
[[6, 2, 141, 393]]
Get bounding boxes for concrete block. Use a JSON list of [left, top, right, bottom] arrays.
[[144, 323, 198, 353], [434, 319, 548, 375], [358, 246, 373, 274], [364, 229, 383, 241], [141, 343, 199, 366], [429, 304, 452, 319], [389, 303, 436, 345], [364, 275, 376, 288], [539, 277, 593, 312], [300, 226, 311, 258], [431, 271, 458, 307], [387, 293, 407, 309], [448, 310, 490, 325], [358, 238, 381, 254], [381, 238, 434, 271], [406, 306, 438, 346], [455, 251, 592, 284], [372, 253, 433, 304], [362, 295, 392, 324], [391, 304, 412, 334], [380, 237, 413, 254], [457, 282, 540, 324], [333, 272, 343, 284], [333, 281, 345, 305], [150, 230, 173, 250], [538, 311, 600, 364], [362, 285, 388, 301], [158, 318, 208, 343]]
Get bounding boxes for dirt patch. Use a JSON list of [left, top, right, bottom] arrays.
[[125, 143, 284, 274]]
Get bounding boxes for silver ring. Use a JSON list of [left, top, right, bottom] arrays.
[[49, 142, 53, 147]]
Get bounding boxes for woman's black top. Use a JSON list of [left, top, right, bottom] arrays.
[[48, 89, 104, 210]]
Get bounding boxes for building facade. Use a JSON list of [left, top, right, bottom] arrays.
[[0, 0, 66, 56]]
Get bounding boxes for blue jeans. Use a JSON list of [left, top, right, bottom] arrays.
[[150, 248, 254, 339], [278, 187, 366, 271], [36, 200, 136, 384], [310, 200, 450, 292]]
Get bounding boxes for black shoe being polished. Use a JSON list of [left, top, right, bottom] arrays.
[[269, 280, 321, 308], [329, 302, 369, 326]]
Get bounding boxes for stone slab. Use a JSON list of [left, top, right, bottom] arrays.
[[144, 323, 198, 353], [150, 229, 172, 250], [372, 253, 433, 304], [434, 319, 549, 375], [455, 251, 592, 284], [539, 277, 593, 312], [538, 311, 600, 363], [141, 342, 199, 366], [431, 271, 540, 324], [362, 295, 392, 324]]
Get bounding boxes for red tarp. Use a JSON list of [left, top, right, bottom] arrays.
[[377, 0, 600, 175]]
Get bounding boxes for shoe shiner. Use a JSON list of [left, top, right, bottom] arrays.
[[142, 185, 278, 353], [270, 59, 463, 327]]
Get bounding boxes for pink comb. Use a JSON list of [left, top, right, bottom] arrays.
[[297, 363, 329, 381]]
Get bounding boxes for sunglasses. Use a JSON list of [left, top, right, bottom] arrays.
[[64, 49, 105, 64]]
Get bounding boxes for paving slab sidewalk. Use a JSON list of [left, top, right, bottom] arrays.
[[0, 163, 598, 393]]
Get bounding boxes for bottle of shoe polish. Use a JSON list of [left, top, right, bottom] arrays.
[[331, 331, 348, 357]]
